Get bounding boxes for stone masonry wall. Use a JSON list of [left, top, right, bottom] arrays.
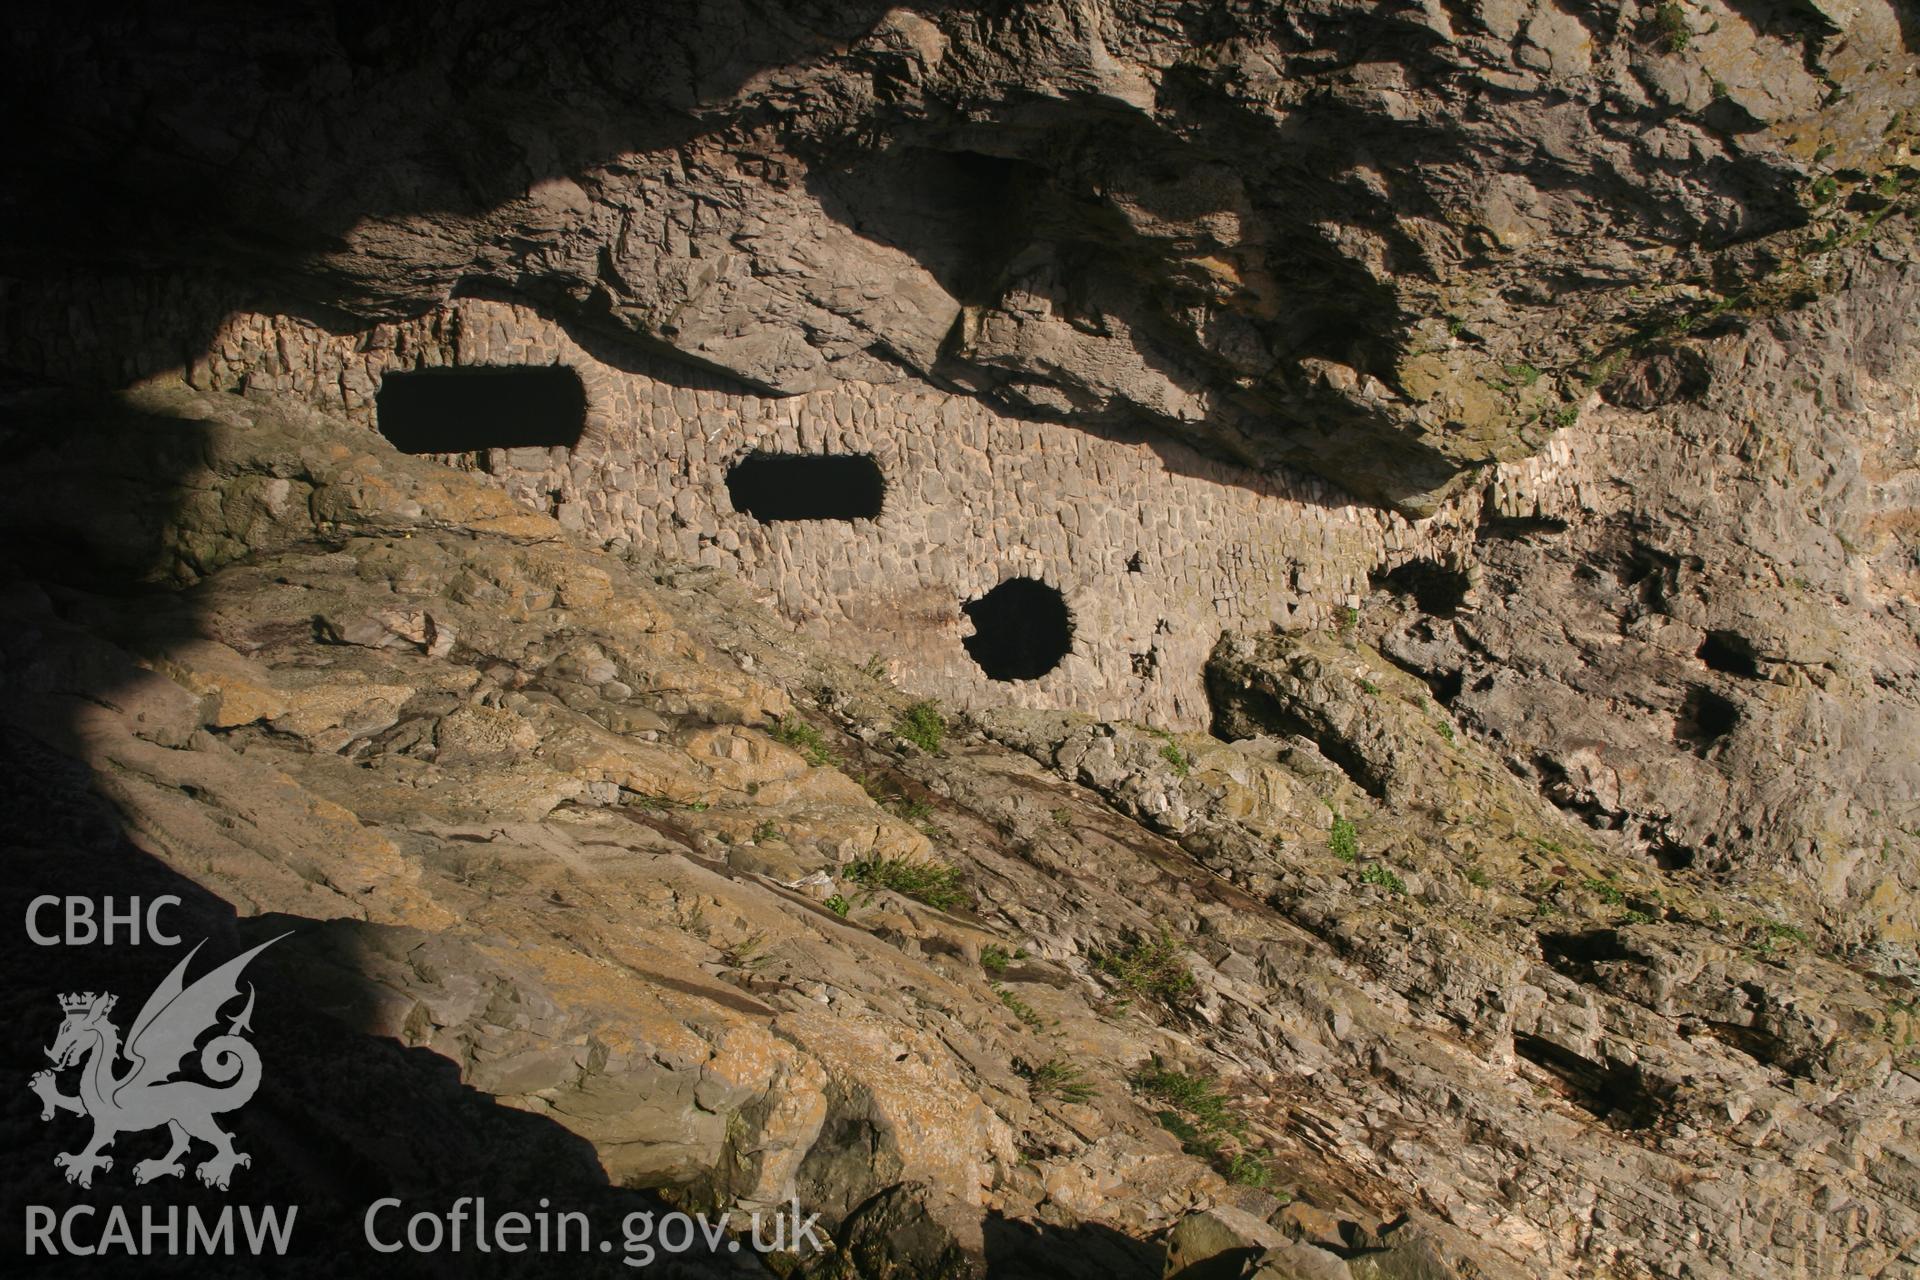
[[187, 299, 1544, 727]]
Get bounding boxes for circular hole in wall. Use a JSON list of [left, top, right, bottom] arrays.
[[962, 577, 1073, 681], [375, 365, 586, 453], [725, 453, 885, 521]]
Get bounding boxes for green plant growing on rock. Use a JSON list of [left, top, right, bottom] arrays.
[[1883, 998, 1917, 1044], [1133, 1056, 1272, 1184], [995, 984, 1048, 1031], [726, 932, 774, 972], [1330, 815, 1359, 862], [773, 713, 836, 768], [1225, 1151, 1273, 1188], [1134, 1059, 1234, 1128], [846, 854, 966, 910], [896, 700, 945, 752], [1158, 739, 1191, 777], [1652, 2, 1690, 52], [879, 792, 948, 842], [860, 773, 948, 840], [1094, 927, 1194, 1001], [1584, 876, 1627, 907], [1020, 1058, 1095, 1103], [752, 819, 780, 843], [981, 944, 1012, 975], [823, 894, 851, 918], [1763, 919, 1811, 949], [1361, 863, 1407, 894]]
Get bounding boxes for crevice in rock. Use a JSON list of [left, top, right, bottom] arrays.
[[1369, 557, 1469, 616], [1537, 929, 1631, 985], [1513, 1034, 1664, 1130], [1698, 630, 1762, 679], [1206, 689, 1390, 801], [1611, 541, 1680, 612], [1701, 1020, 1794, 1075], [1428, 667, 1465, 706], [1374, 643, 1465, 708], [1648, 836, 1697, 871], [1531, 752, 1625, 830], [1477, 513, 1569, 541], [805, 145, 1044, 308], [1674, 686, 1740, 752]]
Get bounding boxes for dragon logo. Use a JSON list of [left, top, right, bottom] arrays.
[[29, 934, 285, 1191]]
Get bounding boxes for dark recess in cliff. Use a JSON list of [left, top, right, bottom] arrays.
[[1371, 558, 1470, 616]]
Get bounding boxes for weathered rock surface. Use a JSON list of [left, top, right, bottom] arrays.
[[0, 6, 1917, 1279], [1357, 254, 1920, 957], [4, 2, 1915, 507], [0, 381, 1912, 1277]]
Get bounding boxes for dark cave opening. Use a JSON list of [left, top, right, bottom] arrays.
[[375, 365, 586, 454], [1698, 630, 1762, 678], [1477, 514, 1570, 541], [1429, 668, 1465, 706], [963, 577, 1073, 681], [806, 146, 1044, 308], [1649, 837, 1697, 871], [1674, 686, 1740, 750], [724, 453, 886, 521], [1512, 1033, 1665, 1130], [1537, 929, 1632, 984], [1370, 557, 1470, 616]]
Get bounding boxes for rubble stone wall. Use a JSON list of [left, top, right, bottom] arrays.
[[190, 299, 1512, 725]]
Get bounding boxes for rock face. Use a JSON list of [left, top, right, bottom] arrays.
[[0, 380, 1913, 1279], [1, 5, 1918, 1280], [22, 253, 1916, 954], [4, 1, 1915, 508], [176, 296, 1396, 730]]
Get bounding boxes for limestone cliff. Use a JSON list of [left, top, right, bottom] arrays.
[[0, 4, 1917, 1280], [5, 1, 1916, 509]]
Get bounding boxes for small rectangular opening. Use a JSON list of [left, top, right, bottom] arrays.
[[725, 453, 885, 521], [375, 366, 586, 454]]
